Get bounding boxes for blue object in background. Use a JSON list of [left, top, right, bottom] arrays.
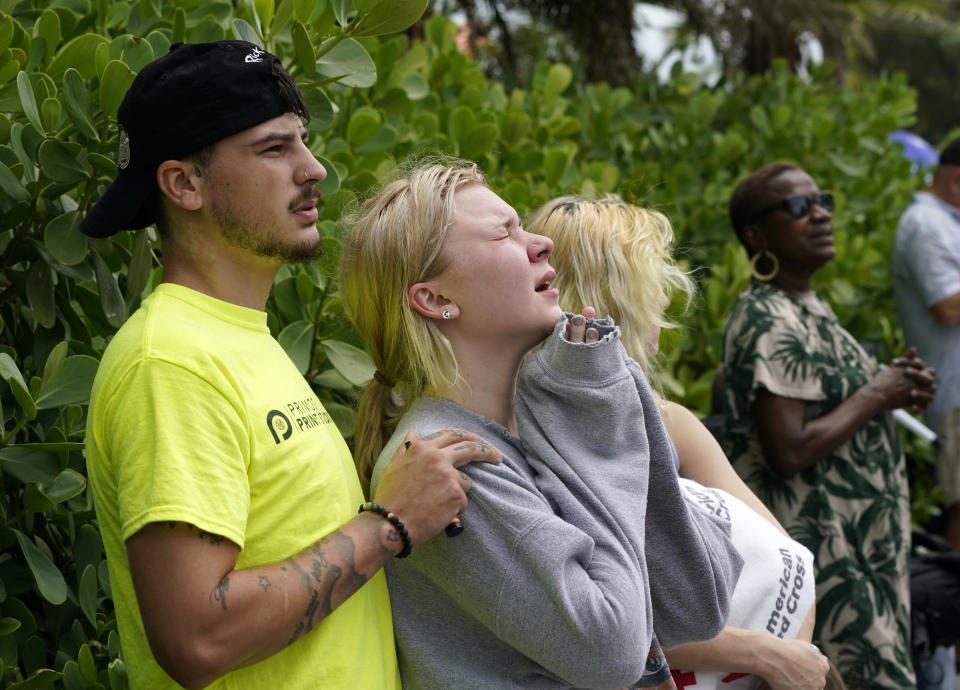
[[890, 129, 940, 167]]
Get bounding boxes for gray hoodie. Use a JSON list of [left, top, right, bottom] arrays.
[[371, 316, 742, 689]]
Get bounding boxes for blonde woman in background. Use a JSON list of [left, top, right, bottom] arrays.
[[527, 195, 833, 690]]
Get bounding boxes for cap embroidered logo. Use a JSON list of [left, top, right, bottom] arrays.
[[245, 46, 265, 63], [117, 127, 131, 169]]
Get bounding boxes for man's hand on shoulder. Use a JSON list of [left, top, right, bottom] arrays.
[[373, 430, 502, 545]]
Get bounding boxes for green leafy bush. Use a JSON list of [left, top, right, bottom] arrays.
[[0, 0, 429, 686], [0, 1, 933, 686]]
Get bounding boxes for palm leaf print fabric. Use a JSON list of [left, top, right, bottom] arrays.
[[721, 282, 914, 689]]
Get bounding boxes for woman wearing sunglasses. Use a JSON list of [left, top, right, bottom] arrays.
[[721, 163, 936, 689]]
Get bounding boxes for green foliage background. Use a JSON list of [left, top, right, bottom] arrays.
[[0, 0, 940, 686]]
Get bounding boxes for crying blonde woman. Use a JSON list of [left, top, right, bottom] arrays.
[[339, 161, 743, 689]]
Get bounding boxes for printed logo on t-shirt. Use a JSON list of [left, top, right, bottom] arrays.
[[266, 397, 334, 444], [766, 547, 807, 638], [682, 482, 731, 523], [267, 409, 293, 444]]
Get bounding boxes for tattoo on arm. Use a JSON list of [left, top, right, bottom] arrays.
[[284, 533, 372, 648], [161, 522, 224, 546], [210, 575, 230, 610], [453, 442, 488, 452], [197, 529, 225, 546], [286, 620, 305, 646], [257, 575, 271, 592]]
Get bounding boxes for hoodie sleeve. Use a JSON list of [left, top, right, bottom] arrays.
[[516, 314, 743, 650], [378, 415, 658, 688]]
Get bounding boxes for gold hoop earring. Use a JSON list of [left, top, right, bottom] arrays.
[[750, 250, 779, 281]]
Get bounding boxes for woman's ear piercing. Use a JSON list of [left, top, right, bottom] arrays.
[[442, 309, 451, 319]]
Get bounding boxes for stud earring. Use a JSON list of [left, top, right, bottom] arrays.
[[441, 309, 451, 319]]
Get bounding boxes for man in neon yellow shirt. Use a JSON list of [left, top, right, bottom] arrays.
[[80, 40, 499, 689]]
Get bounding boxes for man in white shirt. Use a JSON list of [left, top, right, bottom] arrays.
[[893, 136, 960, 549]]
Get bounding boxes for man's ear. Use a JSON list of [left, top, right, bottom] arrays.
[[408, 281, 457, 320], [742, 223, 768, 255], [156, 160, 204, 212]]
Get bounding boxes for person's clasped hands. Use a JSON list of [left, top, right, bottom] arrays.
[[870, 347, 937, 414]]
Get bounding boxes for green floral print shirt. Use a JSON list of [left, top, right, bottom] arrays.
[[721, 281, 914, 690]]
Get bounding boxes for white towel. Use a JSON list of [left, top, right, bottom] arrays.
[[669, 478, 817, 690]]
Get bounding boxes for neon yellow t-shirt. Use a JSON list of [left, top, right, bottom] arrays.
[[86, 283, 400, 689]]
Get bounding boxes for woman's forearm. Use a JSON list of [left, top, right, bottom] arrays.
[[753, 386, 886, 478], [666, 623, 828, 690], [665, 626, 763, 674]]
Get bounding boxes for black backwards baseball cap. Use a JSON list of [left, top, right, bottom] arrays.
[[940, 136, 960, 167], [80, 40, 308, 238]]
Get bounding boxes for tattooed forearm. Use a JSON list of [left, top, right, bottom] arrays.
[[310, 557, 340, 584], [377, 528, 399, 562], [284, 532, 372, 647], [304, 589, 321, 625], [316, 534, 366, 593], [286, 556, 312, 589], [302, 552, 338, 627], [286, 621, 305, 647], [210, 575, 230, 610], [257, 575, 271, 592]]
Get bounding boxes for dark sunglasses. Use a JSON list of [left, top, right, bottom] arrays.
[[749, 192, 835, 224]]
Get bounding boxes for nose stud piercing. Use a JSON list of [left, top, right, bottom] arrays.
[[304, 169, 310, 182]]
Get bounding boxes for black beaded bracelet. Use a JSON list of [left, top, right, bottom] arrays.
[[358, 502, 413, 558]]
